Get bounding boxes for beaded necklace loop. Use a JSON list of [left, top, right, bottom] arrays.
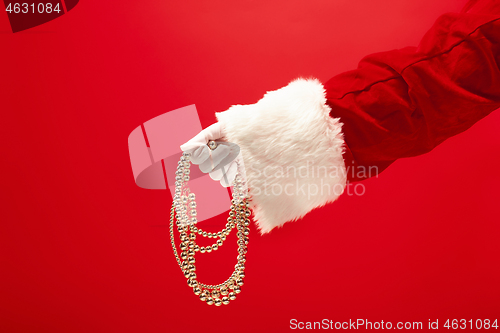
[[170, 151, 250, 306]]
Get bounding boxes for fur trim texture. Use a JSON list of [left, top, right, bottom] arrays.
[[216, 78, 346, 233]]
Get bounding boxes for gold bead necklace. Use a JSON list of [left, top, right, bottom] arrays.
[[170, 151, 250, 306]]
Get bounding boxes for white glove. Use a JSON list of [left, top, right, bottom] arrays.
[[180, 123, 244, 187]]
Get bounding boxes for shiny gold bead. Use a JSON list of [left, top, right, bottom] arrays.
[[211, 289, 220, 298], [188, 249, 195, 256], [188, 264, 196, 272], [216, 239, 223, 246], [226, 280, 235, 289], [221, 235, 226, 241], [202, 231, 207, 237], [212, 244, 218, 251], [206, 246, 212, 253], [199, 293, 207, 301], [194, 245, 200, 252], [214, 298, 222, 307], [189, 272, 197, 280], [188, 258, 195, 264], [189, 233, 196, 240], [207, 233, 213, 238], [187, 279, 197, 287], [220, 286, 228, 295], [200, 247, 206, 253], [236, 279, 244, 286], [183, 270, 191, 278], [233, 286, 241, 294], [239, 271, 245, 278], [180, 252, 188, 260], [193, 287, 202, 295], [222, 297, 230, 305], [180, 243, 187, 251], [206, 297, 214, 305], [228, 292, 236, 300]]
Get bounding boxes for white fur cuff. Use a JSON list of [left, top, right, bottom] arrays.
[[216, 78, 346, 233]]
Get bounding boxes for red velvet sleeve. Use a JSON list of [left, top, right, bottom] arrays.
[[325, 0, 500, 182]]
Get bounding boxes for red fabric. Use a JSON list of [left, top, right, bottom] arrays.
[[325, 0, 500, 182]]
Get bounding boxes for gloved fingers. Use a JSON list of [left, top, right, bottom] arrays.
[[210, 141, 241, 173], [178, 122, 242, 189], [189, 145, 210, 164], [180, 123, 223, 152], [209, 160, 238, 187], [199, 144, 231, 173], [209, 166, 224, 181], [219, 161, 238, 187]]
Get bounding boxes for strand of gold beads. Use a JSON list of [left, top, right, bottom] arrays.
[[170, 151, 250, 306]]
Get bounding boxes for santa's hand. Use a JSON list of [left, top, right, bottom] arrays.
[[180, 123, 241, 187]]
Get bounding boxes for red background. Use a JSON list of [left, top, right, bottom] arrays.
[[1, 0, 499, 332]]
